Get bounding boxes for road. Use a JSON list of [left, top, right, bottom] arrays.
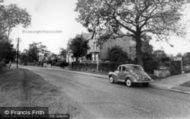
[[23, 66, 190, 119]]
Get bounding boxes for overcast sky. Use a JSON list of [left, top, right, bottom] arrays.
[[3, 0, 190, 55]]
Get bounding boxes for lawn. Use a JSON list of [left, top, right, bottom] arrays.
[[181, 81, 190, 87], [0, 69, 80, 118]]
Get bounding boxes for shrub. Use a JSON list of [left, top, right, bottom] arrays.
[[169, 61, 182, 75], [55, 61, 69, 68], [0, 60, 6, 71], [108, 46, 131, 64]]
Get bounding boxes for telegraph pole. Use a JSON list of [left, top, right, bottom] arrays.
[[16, 38, 20, 69]]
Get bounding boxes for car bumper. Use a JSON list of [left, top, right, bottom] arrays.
[[133, 80, 153, 83]]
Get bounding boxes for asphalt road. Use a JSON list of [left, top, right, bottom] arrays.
[[23, 66, 190, 119]]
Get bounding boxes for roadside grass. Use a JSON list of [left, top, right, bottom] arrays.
[[0, 69, 80, 118], [180, 81, 190, 87]]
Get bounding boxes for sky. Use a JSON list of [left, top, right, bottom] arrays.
[[4, 0, 87, 54], [3, 0, 190, 55]]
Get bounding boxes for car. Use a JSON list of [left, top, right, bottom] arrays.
[[108, 64, 153, 87]]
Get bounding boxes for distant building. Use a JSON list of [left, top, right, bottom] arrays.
[[100, 36, 136, 61], [66, 32, 136, 63]]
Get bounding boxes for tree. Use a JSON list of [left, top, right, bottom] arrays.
[[183, 52, 190, 65], [59, 48, 67, 61], [20, 50, 29, 65], [0, 4, 31, 65], [69, 35, 89, 62], [108, 46, 130, 63], [0, 4, 31, 38], [76, 0, 184, 66], [0, 40, 16, 63], [153, 50, 170, 66], [27, 42, 48, 62]]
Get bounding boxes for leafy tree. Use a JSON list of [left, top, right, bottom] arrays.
[[183, 52, 190, 65], [0, 41, 16, 63], [59, 48, 67, 61], [69, 35, 89, 62], [76, 0, 184, 66], [20, 50, 29, 65], [108, 46, 130, 63], [153, 50, 170, 67], [0, 3, 31, 65], [27, 42, 48, 62], [0, 4, 31, 38]]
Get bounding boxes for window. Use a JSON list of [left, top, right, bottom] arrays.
[[122, 66, 126, 71], [118, 66, 122, 71]]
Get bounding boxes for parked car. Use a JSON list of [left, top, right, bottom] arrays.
[[108, 64, 153, 87]]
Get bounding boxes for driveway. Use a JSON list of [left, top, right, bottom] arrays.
[[23, 66, 190, 119]]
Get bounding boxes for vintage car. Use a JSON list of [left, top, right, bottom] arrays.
[[108, 64, 153, 87]]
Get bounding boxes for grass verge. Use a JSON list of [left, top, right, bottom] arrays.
[[0, 69, 80, 118], [181, 81, 190, 87]]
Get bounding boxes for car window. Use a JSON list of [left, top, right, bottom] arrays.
[[131, 65, 143, 71], [122, 66, 126, 71], [118, 66, 122, 71]]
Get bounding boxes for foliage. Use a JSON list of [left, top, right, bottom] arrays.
[[153, 50, 170, 67], [0, 3, 31, 66], [59, 48, 67, 61], [108, 46, 130, 63], [0, 4, 31, 38], [76, 0, 184, 65], [69, 35, 89, 61], [0, 41, 16, 63], [142, 52, 159, 74], [55, 61, 69, 68], [170, 61, 182, 75], [183, 52, 190, 65], [20, 50, 29, 65], [20, 42, 49, 63]]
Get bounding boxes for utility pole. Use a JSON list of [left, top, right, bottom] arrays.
[[16, 38, 20, 69]]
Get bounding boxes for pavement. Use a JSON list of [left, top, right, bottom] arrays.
[[22, 66, 190, 119], [151, 73, 190, 95]]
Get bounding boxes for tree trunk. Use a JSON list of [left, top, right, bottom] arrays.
[[135, 33, 143, 66]]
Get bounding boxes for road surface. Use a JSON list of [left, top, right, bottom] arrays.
[[23, 66, 190, 119]]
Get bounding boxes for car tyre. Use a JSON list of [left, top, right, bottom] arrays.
[[126, 79, 132, 87], [109, 76, 115, 83]]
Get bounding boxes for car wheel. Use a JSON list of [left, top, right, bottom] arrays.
[[109, 76, 115, 83], [126, 79, 132, 87]]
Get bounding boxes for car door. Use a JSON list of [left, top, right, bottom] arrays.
[[118, 66, 126, 81]]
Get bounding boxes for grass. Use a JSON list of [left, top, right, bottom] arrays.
[[0, 69, 80, 118], [180, 81, 190, 87]]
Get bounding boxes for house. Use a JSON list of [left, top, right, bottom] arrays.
[[100, 36, 136, 61], [66, 32, 136, 63]]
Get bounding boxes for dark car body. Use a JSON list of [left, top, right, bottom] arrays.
[[108, 64, 153, 86]]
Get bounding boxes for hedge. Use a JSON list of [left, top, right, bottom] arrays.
[[71, 62, 121, 73]]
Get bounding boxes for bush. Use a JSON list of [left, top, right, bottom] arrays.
[[143, 60, 159, 74], [0, 61, 6, 71], [169, 61, 182, 75], [142, 53, 159, 74], [108, 46, 131, 64], [54, 61, 69, 68]]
